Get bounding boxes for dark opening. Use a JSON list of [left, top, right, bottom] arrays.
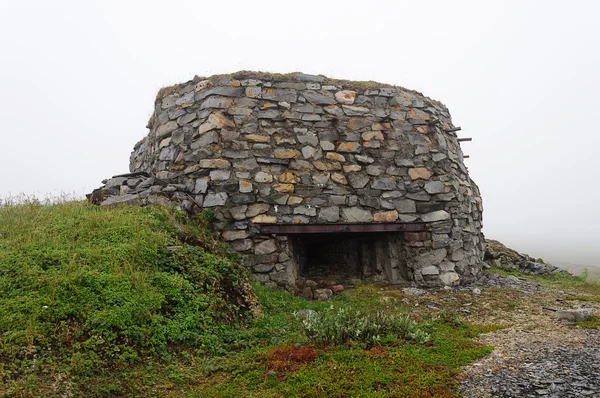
[[291, 232, 409, 284]]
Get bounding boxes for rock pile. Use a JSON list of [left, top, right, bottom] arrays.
[[485, 239, 566, 275]]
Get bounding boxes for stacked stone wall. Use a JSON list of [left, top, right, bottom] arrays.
[[97, 71, 485, 288]]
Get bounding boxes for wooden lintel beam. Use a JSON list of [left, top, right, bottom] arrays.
[[259, 223, 429, 234], [457, 138, 472, 142]]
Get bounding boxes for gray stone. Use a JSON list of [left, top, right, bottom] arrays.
[[203, 192, 228, 207], [318, 206, 340, 222], [342, 207, 373, 223], [156, 121, 178, 138], [209, 170, 231, 181], [302, 90, 336, 105], [556, 308, 594, 322], [255, 239, 278, 255], [200, 96, 235, 109], [424, 181, 449, 194], [320, 141, 335, 151], [294, 206, 317, 216], [371, 177, 397, 190], [195, 86, 245, 101], [194, 178, 209, 194], [421, 210, 451, 222], [394, 199, 416, 213], [314, 288, 333, 301], [348, 173, 370, 189], [262, 88, 297, 103], [414, 248, 447, 268], [295, 73, 325, 82]]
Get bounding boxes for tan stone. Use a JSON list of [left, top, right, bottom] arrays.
[[156, 121, 178, 138], [374, 210, 399, 222], [222, 230, 250, 241], [198, 159, 231, 169], [274, 148, 300, 159], [347, 118, 372, 131], [325, 152, 346, 162], [279, 172, 297, 184], [287, 196, 303, 205], [245, 134, 270, 143], [313, 160, 342, 171], [273, 183, 295, 193], [334, 90, 356, 105], [246, 203, 270, 218], [343, 164, 362, 173], [331, 173, 348, 185], [198, 112, 235, 135], [289, 160, 314, 171], [408, 168, 433, 180], [251, 214, 277, 224], [362, 131, 384, 141]]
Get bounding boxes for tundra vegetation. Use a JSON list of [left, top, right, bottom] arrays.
[[0, 200, 597, 397]]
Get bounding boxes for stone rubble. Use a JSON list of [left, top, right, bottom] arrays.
[[90, 71, 485, 290], [485, 239, 567, 276]]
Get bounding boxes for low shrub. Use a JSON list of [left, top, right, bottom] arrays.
[[295, 306, 430, 346]]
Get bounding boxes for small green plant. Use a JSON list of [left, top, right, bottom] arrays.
[[295, 306, 430, 346], [201, 208, 216, 222]]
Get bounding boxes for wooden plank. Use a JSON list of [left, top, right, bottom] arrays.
[[259, 223, 428, 234], [445, 127, 462, 133], [463, 155, 470, 158], [457, 138, 472, 142]]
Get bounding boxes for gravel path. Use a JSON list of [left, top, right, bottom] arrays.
[[457, 275, 600, 397]]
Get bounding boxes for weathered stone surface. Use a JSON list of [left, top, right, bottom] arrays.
[[302, 90, 336, 105], [156, 121, 178, 138], [96, 72, 485, 290], [274, 148, 301, 159], [424, 181, 450, 194], [198, 159, 231, 169], [336, 142, 361, 153], [408, 168, 433, 180], [556, 308, 594, 322], [421, 210, 450, 222], [331, 173, 348, 185], [335, 90, 356, 104], [209, 170, 231, 181], [318, 206, 340, 222], [262, 88, 297, 102], [222, 230, 250, 241], [252, 214, 277, 224], [374, 210, 399, 222], [204, 192, 228, 207], [342, 207, 373, 223], [414, 248, 447, 268], [348, 173, 370, 189], [254, 171, 273, 183], [255, 239, 278, 255]]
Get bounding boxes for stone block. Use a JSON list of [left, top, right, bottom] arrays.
[[255, 239, 278, 255], [374, 210, 399, 222]]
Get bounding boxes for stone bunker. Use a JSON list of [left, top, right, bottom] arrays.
[[92, 71, 485, 289]]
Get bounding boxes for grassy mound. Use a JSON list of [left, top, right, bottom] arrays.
[[0, 201, 259, 393], [0, 200, 498, 397]]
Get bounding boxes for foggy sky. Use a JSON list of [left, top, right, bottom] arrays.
[[1, 0, 598, 266]]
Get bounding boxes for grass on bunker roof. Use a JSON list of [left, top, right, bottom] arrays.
[[154, 70, 437, 103]]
